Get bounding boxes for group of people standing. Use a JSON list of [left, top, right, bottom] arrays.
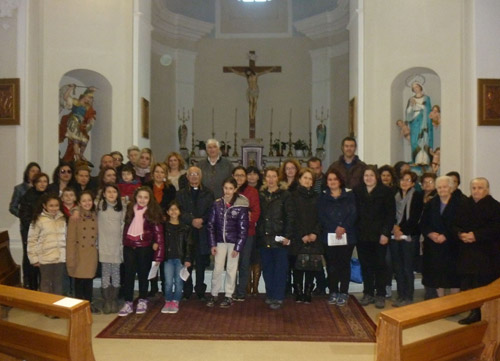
[[9, 137, 500, 325]]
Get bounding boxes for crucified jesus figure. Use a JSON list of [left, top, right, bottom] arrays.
[[226, 66, 278, 121], [224, 51, 281, 139]]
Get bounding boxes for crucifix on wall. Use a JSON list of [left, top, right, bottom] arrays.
[[223, 51, 281, 139]]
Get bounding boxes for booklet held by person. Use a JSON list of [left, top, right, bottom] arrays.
[[148, 261, 160, 280], [328, 233, 347, 246]]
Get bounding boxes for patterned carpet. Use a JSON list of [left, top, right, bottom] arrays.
[[96, 295, 376, 342]]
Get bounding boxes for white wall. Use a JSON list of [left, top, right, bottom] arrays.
[[473, 0, 500, 197], [362, 0, 463, 178]]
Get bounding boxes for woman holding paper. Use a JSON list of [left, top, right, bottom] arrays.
[[318, 168, 357, 307]]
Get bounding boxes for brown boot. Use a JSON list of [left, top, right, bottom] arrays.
[[252, 264, 261, 296]]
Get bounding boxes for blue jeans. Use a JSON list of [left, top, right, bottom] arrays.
[[163, 258, 184, 302], [389, 236, 416, 300], [260, 247, 289, 301], [236, 235, 255, 297]]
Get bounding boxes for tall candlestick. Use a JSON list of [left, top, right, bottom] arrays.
[[211, 108, 215, 138], [270, 108, 274, 131]]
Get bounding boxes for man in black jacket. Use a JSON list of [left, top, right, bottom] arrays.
[[177, 166, 215, 300]]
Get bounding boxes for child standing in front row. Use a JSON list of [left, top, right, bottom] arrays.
[[27, 193, 67, 295], [97, 184, 125, 314], [119, 186, 164, 316], [66, 191, 99, 312], [161, 201, 195, 314]]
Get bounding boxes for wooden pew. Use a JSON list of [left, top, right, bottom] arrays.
[[376, 278, 500, 361], [0, 285, 95, 361], [0, 231, 21, 287]]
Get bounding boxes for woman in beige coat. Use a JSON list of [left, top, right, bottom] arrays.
[[66, 190, 98, 311]]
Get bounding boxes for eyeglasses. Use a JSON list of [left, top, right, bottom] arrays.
[[423, 180, 434, 184], [60, 169, 72, 174], [233, 174, 246, 178], [188, 172, 200, 177]]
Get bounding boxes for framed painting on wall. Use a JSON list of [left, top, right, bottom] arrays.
[[478, 78, 500, 126], [141, 97, 150, 138], [0, 78, 20, 126]]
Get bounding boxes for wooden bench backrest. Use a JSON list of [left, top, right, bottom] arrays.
[[0, 284, 95, 361], [376, 279, 500, 361]]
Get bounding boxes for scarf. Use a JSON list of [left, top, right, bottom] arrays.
[[395, 187, 415, 225], [127, 204, 147, 238]]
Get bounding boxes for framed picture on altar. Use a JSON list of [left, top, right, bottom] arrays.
[[242, 145, 263, 169], [0, 78, 20, 126], [478, 78, 500, 126]]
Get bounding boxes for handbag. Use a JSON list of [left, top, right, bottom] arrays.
[[295, 254, 323, 272], [350, 258, 363, 283]]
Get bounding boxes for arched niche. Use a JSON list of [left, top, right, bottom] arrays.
[[58, 69, 112, 173], [390, 67, 441, 173]]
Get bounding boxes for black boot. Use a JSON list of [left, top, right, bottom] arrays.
[[458, 308, 481, 325], [148, 277, 159, 297], [304, 283, 313, 304], [294, 283, 304, 303]]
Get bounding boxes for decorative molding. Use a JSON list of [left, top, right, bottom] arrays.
[[151, 0, 213, 42], [293, 0, 349, 40]]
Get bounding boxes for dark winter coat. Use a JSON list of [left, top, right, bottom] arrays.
[[19, 188, 47, 229], [327, 155, 367, 190], [164, 222, 195, 264], [318, 188, 357, 246], [123, 219, 165, 262], [354, 183, 396, 243], [145, 181, 176, 212], [256, 183, 296, 249], [395, 189, 424, 236], [207, 195, 249, 253], [9, 182, 30, 219], [454, 195, 500, 277], [177, 185, 215, 255], [289, 186, 322, 256], [420, 194, 461, 288]]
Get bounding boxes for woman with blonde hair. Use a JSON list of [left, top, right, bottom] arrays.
[[164, 152, 187, 191]]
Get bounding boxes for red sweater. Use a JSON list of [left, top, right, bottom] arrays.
[[240, 184, 260, 236]]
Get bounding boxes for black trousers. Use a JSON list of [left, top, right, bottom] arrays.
[[326, 244, 355, 294], [357, 241, 388, 297], [74, 278, 93, 302], [123, 246, 153, 302]]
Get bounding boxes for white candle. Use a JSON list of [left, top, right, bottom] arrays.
[[309, 108, 311, 132], [235, 108, 237, 130], [192, 108, 194, 132], [289, 109, 292, 132]]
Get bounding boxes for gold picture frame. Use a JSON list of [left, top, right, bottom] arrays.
[[348, 97, 357, 137], [478, 78, 500, 126], [0, 78, 20, 126], [141, 97, 150, 138]]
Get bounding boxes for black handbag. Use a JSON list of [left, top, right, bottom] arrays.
[[295, 253, 323, 271]]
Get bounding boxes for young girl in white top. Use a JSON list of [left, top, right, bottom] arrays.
[[27, 193, 67, 295]]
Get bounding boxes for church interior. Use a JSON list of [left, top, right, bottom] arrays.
[[1, 0, 500, 359]]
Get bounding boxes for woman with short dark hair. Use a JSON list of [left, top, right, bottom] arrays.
[[354, 165, 395, 309]]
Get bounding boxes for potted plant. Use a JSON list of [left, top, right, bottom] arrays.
[[272, 139, 287, 157], [196, 140, 206, 157], [292, 139, 309, 157]]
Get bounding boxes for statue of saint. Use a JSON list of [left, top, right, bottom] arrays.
[[59, 84, 96, 163]]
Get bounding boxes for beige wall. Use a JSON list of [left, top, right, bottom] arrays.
[[362, 0, 463, 176], [193, 37, 313, 152]]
